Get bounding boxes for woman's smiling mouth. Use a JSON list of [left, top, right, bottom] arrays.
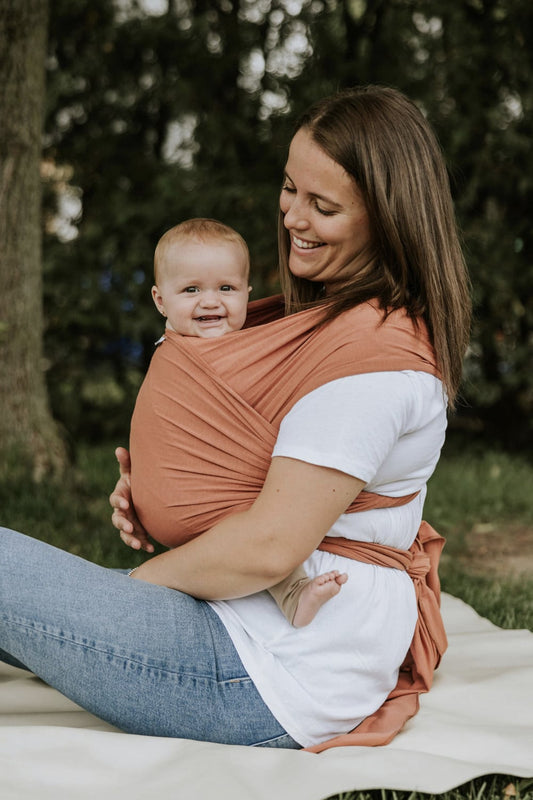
[[292, 235, 324, 250]]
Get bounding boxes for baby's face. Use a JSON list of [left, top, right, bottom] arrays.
[[152, 239, 251, 338]]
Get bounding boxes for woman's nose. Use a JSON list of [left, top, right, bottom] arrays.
[[282, 197, 308, 230]]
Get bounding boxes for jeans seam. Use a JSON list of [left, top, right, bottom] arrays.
[[251, 732, 299, 747], [2, 616, 234, 683]]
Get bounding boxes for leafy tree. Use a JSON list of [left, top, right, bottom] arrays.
[[415, 0, 533, 449], [0, 0, 67, 479], [43, 0, 299, 441], [43, 0, 533, 449]]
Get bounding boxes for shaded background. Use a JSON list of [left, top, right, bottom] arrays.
[[14, 0, 533, 452]]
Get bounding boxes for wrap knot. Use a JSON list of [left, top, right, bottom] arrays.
[[407, 550, 431, 580]]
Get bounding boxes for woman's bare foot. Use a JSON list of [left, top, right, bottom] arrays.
[[292, 570, 348, 628]]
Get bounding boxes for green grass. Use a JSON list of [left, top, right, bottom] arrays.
[[0, 443, 154, 570], [325, 776, 533, 800], [1, 440, 532, 800], [423, 441, 533, 631], [424, 442, 533, 538]]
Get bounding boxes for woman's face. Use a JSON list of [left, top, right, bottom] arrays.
[[279, 127, 373, 289]]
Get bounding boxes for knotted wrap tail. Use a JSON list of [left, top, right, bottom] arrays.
[[307, 521, 447, 751]]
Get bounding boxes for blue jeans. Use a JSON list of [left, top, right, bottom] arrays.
[[0, 527, 300, 748]]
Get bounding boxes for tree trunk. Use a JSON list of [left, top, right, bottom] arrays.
[[0, 0, 67, 480]]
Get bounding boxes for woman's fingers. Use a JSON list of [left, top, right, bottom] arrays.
[[115, 515, 154, 552], [115, 446, 132, 477], [119, 530, 141, 550], [110, 446, 154, 552], [113, 507, 155, 553], [109, 487, 130, 513], [112, 507, 134, 535]]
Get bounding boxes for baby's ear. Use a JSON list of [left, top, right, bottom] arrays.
[[151, 285, 166, 316], [248, 285, 253, 294]]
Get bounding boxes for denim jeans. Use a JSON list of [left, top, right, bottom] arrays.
[[0, 527, 300, 748]]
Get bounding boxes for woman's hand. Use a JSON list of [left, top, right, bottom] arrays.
[[109, 447, 155, 553]]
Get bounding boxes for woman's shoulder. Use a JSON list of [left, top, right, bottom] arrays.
[[329, 300, 420, 333], [318, 301, 439, 379], [289, 371, 444, 417]]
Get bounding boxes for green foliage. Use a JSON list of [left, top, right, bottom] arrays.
[[407, 0, 533, 449], [42, 0, 533, 447], [43, 0, 289, 442]]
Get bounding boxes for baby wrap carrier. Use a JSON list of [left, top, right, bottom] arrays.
[[130, 295, 447, 750]]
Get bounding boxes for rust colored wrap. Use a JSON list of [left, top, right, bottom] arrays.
[[130, 295, 447, 749]]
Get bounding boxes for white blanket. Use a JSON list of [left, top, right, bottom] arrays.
[[1, 594, 532, 800]]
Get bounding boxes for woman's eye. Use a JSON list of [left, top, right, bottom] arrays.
[[315, 204, 336, 216], [281, 183, 296, 193]]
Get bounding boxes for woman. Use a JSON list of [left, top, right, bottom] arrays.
[[1, 85, 470, 750]]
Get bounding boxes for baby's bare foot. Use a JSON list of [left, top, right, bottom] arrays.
[[292, 570, 348, 628]]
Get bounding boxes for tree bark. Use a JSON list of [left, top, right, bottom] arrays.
[[0, 0, 67, 479]]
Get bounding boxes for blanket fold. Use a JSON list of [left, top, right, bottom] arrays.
[[129, 294, 445, 750]]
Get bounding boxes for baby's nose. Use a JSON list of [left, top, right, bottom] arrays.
[[199, 290, 220, 307]]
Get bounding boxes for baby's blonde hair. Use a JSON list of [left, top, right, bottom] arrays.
[[154, 218, 250, 284]]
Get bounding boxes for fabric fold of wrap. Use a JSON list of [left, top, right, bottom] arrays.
[[131, 295, 440, 545], [129, 294, 446, 751]]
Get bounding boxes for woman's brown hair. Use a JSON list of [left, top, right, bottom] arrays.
[[278, 85, 471, 407]]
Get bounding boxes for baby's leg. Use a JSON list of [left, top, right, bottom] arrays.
[[292, 570, 348, 628], [269, 565, 347, 628]]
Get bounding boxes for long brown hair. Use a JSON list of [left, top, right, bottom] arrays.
[[278, 85, 471, 407]]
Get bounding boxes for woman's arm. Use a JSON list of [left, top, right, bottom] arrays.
[[123, 456, 365, 599]]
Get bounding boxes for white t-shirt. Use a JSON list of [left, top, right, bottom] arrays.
[[209, 370, 447, 748]]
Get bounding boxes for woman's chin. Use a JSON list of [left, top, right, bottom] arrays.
[[288, 260, 322, 283]]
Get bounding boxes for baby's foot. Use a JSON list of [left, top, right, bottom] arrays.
[[292, 570, 348, 628]]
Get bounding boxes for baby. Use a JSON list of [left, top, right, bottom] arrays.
[[137, 218, 347, 626]]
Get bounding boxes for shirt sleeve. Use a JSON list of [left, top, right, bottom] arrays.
[[271, 371, 445, 487]]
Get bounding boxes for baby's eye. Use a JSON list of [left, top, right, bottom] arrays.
[[220, 285, 234, 292], [183, 286, 200, 293]]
